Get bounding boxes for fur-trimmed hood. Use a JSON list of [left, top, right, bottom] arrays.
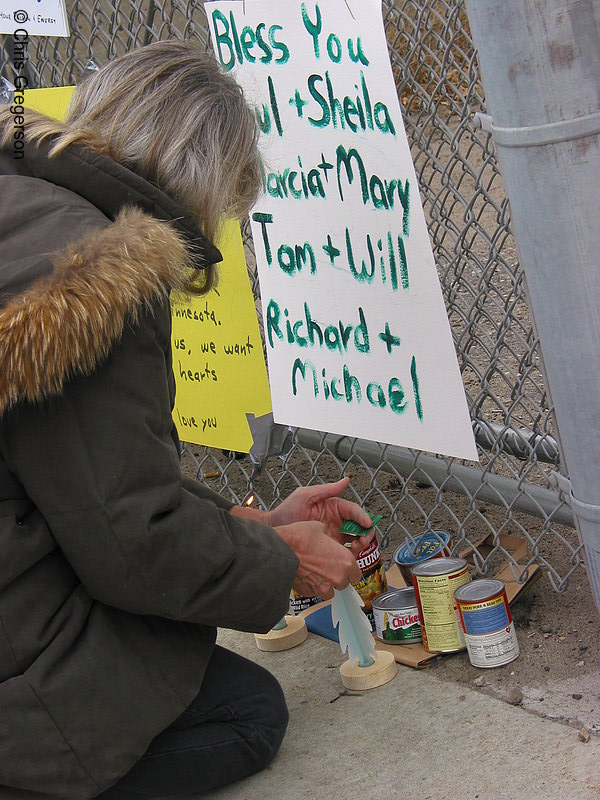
[[0, 139, 222, 415], [1, 207, 190, 414]]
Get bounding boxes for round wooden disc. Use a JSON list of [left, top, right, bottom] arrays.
[[254, 614, 308, 651], [339, 650, 397, 690]]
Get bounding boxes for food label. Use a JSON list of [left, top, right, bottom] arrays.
[[373, 606, 422, 643], [457, 593, 511, 634], [456, 589, 519, 667], [353, 538, 388, 627], [289, 589, 320, 615], [413, 567, 470, 652], [463, 622, 520, 668]]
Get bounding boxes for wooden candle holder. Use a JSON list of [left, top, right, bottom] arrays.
[[255, 614, 308, 652], [339, 650, 397, 690]]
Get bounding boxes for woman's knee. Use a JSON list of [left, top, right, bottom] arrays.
[[215, 650, 289, 767], [254, 669, 289, 758]]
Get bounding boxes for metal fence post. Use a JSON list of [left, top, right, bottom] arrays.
[[464, 0, 600, 614]]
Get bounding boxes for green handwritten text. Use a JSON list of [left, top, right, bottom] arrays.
[[211, 10, 289, 71]]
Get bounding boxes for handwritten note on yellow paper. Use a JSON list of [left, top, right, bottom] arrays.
[[23, 86, 273, 452], [171, 221, 272, 451]]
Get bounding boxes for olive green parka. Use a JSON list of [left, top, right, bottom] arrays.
[[0, 132, 298, 798]]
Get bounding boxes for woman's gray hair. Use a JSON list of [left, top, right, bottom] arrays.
[[1, 41, 262, 292]]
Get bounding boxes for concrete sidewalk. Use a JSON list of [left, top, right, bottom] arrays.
[[199, 627, 600, 800]]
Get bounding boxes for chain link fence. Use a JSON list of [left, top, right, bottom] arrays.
[[1, 0, 586, 594]]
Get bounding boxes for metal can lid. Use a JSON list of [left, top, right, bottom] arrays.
[[411, 556, 468, 577], [453, 578, 505, 603], [393, 530, 451, 566], [371, 587, 417, 611]]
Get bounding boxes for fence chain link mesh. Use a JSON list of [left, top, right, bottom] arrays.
[[1, 0, 586, 593]]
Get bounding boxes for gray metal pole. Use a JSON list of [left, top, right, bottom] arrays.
[[464, 0, 600, 614]]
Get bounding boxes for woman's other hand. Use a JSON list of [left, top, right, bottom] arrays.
[[273, 521, 362, 600]]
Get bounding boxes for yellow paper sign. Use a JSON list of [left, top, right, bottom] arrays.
[[22, 85, 75, 119], [24, 85, 273, 452], [171, 222, 273, 451]]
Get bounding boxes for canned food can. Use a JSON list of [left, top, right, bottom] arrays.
[[372, 588, 422, 644], [288, 589, 321, 615], [454, 579, 520, 668], [411, 557, 470, 653], [353, 537, 388, 629], [393, 530, 452, 585]]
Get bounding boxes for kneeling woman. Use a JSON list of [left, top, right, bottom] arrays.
[[0, 41, 372, 799]]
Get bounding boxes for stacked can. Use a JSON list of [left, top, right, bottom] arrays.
[[394, 530, 452, 584], [340, 514, 387, 630], [411, 557, 471, 653], [352, 536, 388, 629], [454, 579, 520, 667], [372, 587, 422, 644]]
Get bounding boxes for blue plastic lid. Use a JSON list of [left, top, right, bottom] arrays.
[[394, 530, 451, 566]]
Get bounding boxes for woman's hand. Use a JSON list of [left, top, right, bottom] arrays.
[[274, 521, 362, 600], [267, 477, 373, 541], [229, 477, 377, 560]]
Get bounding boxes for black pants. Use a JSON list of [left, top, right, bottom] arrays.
[[96, 645, 289, 799]]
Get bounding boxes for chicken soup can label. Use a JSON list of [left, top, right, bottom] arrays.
[[454, 580, 520, 668], [372, 589, 422, 644], [353, 538, 388, 629]]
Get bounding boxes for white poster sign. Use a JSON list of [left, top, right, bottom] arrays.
[[1, 1, 69, 37], [207, 0, 477, 460]]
